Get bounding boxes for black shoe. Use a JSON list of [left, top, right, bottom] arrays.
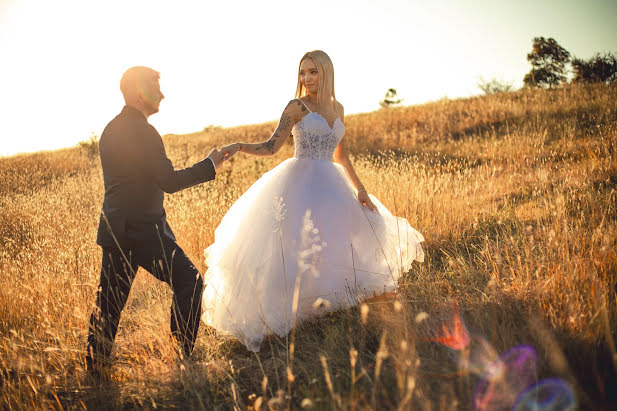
[[85, 354, 112, 384], [84, 365, 112, 384]]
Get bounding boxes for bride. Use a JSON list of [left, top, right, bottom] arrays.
[[202, 50, 424, 352]]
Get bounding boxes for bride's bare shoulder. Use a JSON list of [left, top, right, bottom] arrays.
[[281, 99, 308, 122]]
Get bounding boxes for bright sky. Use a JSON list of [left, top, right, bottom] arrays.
[[1, 0, 616, 156]]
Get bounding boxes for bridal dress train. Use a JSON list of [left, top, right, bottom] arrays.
[[202, 105, 424, 351]]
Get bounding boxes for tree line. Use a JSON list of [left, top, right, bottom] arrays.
[[524, 36, 617, 88], [381, 37, 616, 106]]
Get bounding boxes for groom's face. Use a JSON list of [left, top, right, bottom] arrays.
[[139, 77, 165, 116]]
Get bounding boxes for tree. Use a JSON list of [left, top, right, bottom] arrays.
[[523, 37, 571, 88], [572, 52, 617, 84], [379, 88, 404, 108], [477, 77, 513, 95]]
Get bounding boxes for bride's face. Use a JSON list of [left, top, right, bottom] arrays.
[[299, 58, 319, 95]]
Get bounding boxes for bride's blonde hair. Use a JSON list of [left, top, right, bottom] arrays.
[[295, 50, 336, 109]]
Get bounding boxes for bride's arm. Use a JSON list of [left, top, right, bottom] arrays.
[[226, 100, 302, 157], [332, 103, 378, 212]]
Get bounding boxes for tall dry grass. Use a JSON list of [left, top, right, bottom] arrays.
[[0, 82, 616, 409]]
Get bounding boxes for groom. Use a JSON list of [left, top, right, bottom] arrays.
[[86, 66, 227, 375]]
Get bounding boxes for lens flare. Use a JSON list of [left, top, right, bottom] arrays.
[[430, 300, 470, 350], [473, 345, 537, 411], [458, 334, 500, 377], [422, 302, 576, 410], [513, 379, 576, 411]]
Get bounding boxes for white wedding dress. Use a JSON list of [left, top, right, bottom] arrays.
[[201, 106, 424, 351]]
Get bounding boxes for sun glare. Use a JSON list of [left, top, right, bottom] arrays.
[[1, 0, 616, 156]]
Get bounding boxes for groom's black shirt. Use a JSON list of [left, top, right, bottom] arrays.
[[96, 105, 216, 249]]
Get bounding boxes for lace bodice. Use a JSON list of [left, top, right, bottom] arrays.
[[292, 112, 345, 160]]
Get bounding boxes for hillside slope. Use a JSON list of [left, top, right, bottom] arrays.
[[0, 83, 615, 409]]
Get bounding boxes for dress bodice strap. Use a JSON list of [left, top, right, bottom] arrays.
[[299, 99, 312, 112]]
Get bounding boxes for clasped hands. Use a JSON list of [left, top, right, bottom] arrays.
[[207, 143, 241, 169]]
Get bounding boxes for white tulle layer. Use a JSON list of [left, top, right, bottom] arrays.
[[202, 158, 424, 351]]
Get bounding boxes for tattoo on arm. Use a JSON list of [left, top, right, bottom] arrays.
[[258, 138, 277, 154], [256, 113, 293, 154], [296, 99, 307, 112]]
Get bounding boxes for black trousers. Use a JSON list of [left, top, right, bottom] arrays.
[[86, 236, 203, 371]]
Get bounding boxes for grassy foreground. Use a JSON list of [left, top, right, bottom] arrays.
[[1, 83, 616, 409]]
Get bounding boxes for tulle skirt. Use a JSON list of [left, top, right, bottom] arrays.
[[202, 157, 424, 351]]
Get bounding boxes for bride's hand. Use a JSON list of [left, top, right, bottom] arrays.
[[221, 143, 241, 161], [358, 190, 378, 212]]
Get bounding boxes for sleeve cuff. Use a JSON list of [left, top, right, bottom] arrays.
[[208, 157, 216, 172]]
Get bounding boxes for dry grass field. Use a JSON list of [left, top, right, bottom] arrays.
[[1, 82, 616, 409]]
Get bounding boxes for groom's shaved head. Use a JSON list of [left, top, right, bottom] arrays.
[[120, 66, 160, 102], [120, 66, 164, 116]]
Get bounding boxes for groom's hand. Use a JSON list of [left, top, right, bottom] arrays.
[[207, 148, 226, 169], [221, 143, 240, 161]]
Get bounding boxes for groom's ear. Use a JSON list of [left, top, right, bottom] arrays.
[[133, 89, 145, 105]]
